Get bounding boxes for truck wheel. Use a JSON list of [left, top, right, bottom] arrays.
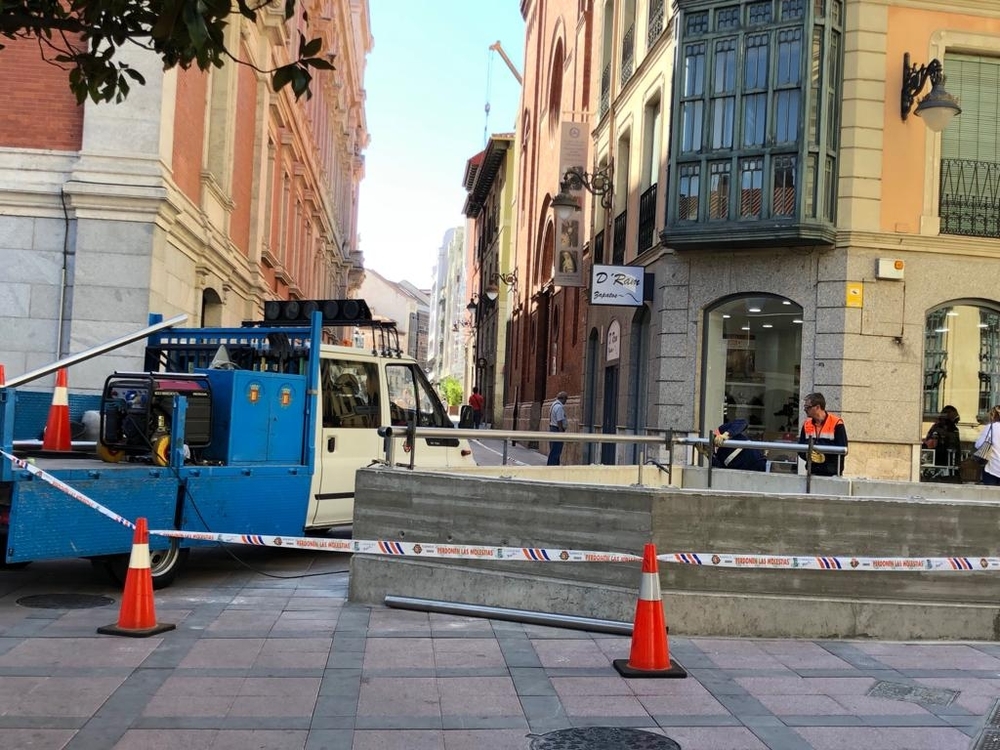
[[101, 541, 189, 590]]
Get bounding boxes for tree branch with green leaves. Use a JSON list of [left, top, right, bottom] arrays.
[[0, 0, 335, 104]]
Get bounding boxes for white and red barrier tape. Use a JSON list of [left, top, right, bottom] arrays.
[[146, 528, 1000, 571], [0, 449, 135, 530], [4, 450, 998, 572]]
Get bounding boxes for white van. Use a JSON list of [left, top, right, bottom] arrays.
[[310, 344, 475, 527]]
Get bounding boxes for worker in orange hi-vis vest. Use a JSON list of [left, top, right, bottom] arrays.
[[798, 392, 848, 476]]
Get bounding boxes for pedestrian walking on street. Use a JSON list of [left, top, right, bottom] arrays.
[[469, 386, 484, 429], [547, 391, 569, 465]]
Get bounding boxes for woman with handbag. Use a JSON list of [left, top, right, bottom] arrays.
[[974, 405, 1000, 485]]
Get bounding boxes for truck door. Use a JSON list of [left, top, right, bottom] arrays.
[[384, 363, 465, 464], [311, 358, 382, 528]]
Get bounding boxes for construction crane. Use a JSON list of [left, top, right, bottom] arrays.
[[483, 41, 524, 145], [489, 41, 522, 85]]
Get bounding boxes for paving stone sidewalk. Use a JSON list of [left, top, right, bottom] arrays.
[[0, 548, 997, 750]]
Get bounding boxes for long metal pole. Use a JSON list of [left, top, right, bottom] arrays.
[[384, 595, 632, 635], [5, 314, 189, 388]]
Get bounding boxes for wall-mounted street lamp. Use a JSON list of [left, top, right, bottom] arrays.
[[551, 165, 614, 220], [901, 52, 961, 133], [484, 269, 518, 303], [465, 294, 479, 312]]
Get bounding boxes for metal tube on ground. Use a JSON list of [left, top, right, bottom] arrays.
[[384, 594, 633, 635]]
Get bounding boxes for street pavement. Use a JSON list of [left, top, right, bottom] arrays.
[[0, 435, 997, 749], [466, 432, 549, 467], [1, 542, 999, 750]]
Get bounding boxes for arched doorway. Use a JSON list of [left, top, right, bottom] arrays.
[[702, 294, 803, 439], [201, 288, 223, 327]]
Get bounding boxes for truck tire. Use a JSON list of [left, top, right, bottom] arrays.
[[100, 540, 189, 590]]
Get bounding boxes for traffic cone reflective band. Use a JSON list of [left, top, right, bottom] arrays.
[[613, 543, 687, 678], [41, 368, 72, 452], [98, 517, 175, 637]]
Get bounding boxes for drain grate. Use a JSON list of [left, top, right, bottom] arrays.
[[971, 728, 1000, 750], [530, 727, 681, 749], [867, 680, 958, 707], [17, 593, 115, 610], [987, 698, 1000, 727]]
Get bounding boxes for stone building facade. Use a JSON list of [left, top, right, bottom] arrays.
[[489, 0, 1000, 479], [0, 2, 370, 392]]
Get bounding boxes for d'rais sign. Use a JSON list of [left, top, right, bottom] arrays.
[[590, 264, 644, 306]]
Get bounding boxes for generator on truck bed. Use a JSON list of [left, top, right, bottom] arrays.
[[0, 300, 474, 587]]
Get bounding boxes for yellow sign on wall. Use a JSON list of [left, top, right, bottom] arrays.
[[846, 282, 864, 308]]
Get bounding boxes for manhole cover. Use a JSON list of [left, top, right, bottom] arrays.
[[17, 593, 115, 610], [971, 728, 1000, 750], [867, 680, 957, 706], [530, 727, 681, 749]]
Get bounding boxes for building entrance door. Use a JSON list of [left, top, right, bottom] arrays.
[[602, 365, 619, 464]]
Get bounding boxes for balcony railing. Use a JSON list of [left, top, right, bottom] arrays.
[[612, 210, 628, 265], [600, 63, 611, 118], [637, 183, 658, 252], [940, 158, 1000, 239], [593, 229, 605, 265], [620, 24, 635, 87], [647, 0, 664, 47]]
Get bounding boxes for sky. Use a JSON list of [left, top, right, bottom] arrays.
[[356, 2, 526, 289]]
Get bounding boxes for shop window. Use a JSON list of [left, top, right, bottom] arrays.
[[924, 303, 1000, 422], [703, 295, 803, 438]]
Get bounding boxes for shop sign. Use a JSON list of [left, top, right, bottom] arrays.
[[590, 264, 644, 306]]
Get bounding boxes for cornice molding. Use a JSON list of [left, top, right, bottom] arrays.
[[835, 229, 1000, 256]]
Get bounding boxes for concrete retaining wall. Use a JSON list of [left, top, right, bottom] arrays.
[[349, 467, 1000, 640]]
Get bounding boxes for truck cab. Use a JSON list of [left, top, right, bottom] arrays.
[[312, 343, 471, 527]]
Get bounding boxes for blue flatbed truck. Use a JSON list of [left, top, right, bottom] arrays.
[[0, 300, 474, 587]]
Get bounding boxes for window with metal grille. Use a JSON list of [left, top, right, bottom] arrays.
[[939, 54, 1000, 239]]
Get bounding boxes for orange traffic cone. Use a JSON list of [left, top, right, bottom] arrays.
[[98, 518, 175, 637], [41, 368, 72, 452], [613, 543, 686, 678], [0, 363, 5, 386]]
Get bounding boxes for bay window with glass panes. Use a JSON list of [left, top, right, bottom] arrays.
[[664, 0, 843, 249]]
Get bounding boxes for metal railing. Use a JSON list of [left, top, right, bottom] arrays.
[[637, 182, 657, 251], [620, 24, 635, 87], [939, 158, 1000, 239], [380, 424, 849, 493], [647, 0, 665, 47], [599, 63, 611, 118], [612, 210, 627, 264]]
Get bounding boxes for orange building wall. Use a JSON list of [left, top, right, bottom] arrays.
[[0, 38, 83, 150], [881, 7, 1000, 233], [171, 66, 208, 204], [231, 60, 258, 257]]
